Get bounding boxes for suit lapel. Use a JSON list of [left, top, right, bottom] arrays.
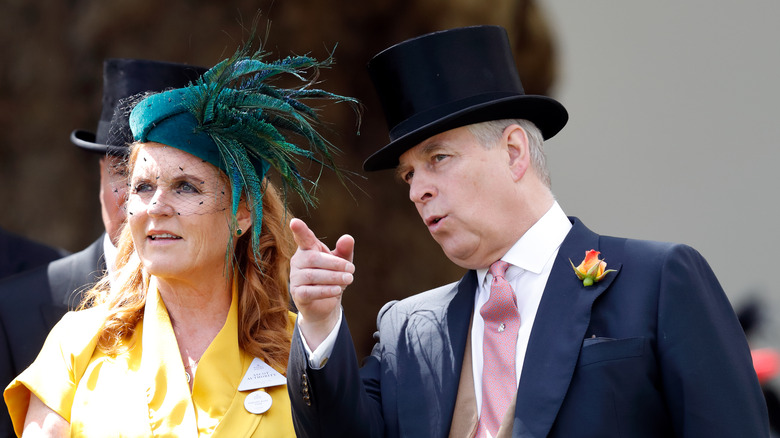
[[46, 236, 105, 307], [397, 271, 476, 438], [37, 236, 106, 343], [513, 218, 621, 437], [440, 271, 478, 437]]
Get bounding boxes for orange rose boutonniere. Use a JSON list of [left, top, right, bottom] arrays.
[[570, 249, 616, 286]]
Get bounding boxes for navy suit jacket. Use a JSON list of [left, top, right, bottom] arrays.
[[0, 236, 105, 436], [288, 219, 769, 437]]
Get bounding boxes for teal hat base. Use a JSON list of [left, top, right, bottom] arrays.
[[131, 89, 223, 172]]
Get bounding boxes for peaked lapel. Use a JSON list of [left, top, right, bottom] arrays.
[[46, 236, 105, 308], [440, 272, 478, 437], [396, 271, 476, 438], [513, 218, 621, 437], [39, 237, 106, 332]]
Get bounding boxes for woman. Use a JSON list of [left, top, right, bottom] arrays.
[[4, 43, 356, 437]]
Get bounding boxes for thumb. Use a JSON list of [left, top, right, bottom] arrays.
[[333, 234, 355, 263]]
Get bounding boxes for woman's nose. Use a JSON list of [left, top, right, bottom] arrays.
[[147, 189, 176, 216]]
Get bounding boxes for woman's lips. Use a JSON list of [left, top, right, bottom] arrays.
[[148, 232, 181, 241]]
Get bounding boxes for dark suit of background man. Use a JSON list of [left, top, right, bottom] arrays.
[[285, 26, 769, 437], [0, 228, 69, 281], [0, 59, 205, 436]]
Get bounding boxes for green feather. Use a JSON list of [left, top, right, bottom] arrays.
[[178, 38, 359, 268]]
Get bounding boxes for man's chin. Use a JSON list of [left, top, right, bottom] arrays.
[[440, 245, 481, 270]]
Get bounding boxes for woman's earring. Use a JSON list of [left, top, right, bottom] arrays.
[[237, 228, 243, 236]]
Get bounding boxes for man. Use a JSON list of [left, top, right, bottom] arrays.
[[286, 26, 769, 437], [0, 58, 205, 435]]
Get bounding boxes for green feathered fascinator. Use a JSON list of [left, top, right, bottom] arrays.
[[129, 42, 358, 265]]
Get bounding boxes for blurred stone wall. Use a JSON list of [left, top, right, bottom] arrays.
[[0, 0, 557, 357]]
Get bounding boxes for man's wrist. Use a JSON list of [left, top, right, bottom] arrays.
[[298, 309, 343, 369], [298, 309, 341, 351]]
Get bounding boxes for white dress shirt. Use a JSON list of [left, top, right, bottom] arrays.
[[471, 201, 571, 415], [102, 233, 118, 282]]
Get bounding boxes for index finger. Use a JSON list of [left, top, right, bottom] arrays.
[[290, 218, 323, 251]]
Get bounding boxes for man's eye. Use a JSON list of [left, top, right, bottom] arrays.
[[403, 171, 414, 183], [433, 154, 448, 163], [112, 166, 129, 178]]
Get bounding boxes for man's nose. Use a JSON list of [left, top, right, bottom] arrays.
[[409, 173, 435, 204]]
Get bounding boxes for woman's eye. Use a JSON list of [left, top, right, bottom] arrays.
[[176, 181, 200, 194], [133, 182, 153, 193]]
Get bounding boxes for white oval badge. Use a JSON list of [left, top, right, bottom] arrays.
[[244, 390, 273, 414]]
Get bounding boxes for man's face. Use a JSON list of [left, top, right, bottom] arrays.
[[99, 155, 128, 245], [397, 126, 520, 269]]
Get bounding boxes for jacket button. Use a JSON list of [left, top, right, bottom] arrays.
[[301, 373, 311, 405]]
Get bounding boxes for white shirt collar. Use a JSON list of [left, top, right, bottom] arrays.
[[102, 233, 118, 283], [476, 201, 572, 286]]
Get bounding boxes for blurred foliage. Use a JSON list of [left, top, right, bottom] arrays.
[[0, 0, 557, 357]]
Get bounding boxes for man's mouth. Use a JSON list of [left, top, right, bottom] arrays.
[[426, 216, 445, 227]]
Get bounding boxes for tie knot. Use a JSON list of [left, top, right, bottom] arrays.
[[483, 260, 517, 318], [489, 260, 510, 280]]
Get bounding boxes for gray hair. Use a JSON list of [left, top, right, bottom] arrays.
[[467, 119, 550, 188]]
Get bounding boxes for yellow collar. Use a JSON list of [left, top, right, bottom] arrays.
[[140, 276, 263, 435]]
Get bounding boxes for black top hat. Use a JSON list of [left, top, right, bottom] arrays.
[[363, 25, 569, 171], [70, 58, 207, 156]]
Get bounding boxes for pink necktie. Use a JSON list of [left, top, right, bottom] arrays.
[[476, 260, 520, 438]]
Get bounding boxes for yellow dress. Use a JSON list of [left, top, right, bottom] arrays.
[[4, 277, 296, 437]]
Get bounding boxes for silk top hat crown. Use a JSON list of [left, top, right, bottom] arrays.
[[70, 58, 206, 155], [363, 25, 568, 171]]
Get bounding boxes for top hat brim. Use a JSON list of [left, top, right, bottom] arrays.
[[362, 94, 568, 171], [69, 59, 208, 158], [70, 129, 128, 156]]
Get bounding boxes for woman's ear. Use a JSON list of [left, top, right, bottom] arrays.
[[503, 124, 530, 182], [235, 199, 253, 236]]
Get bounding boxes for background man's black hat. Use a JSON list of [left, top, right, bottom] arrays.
[[363, 25, 568, 171], [70, 58, 206, 156]]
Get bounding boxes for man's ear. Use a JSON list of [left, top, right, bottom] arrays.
[[504, 124, 530, 182]]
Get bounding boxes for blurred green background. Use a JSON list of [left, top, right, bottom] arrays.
[[2, 0, 778, 360], [0, 0, 558, 357]]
